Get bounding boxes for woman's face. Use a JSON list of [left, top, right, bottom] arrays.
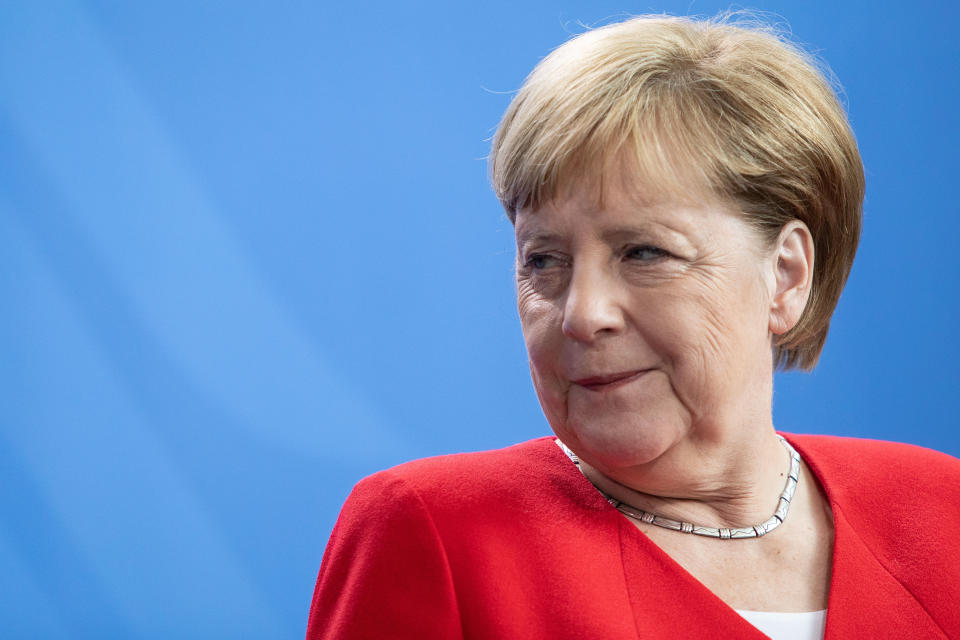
[[515, 172, 778, 474]]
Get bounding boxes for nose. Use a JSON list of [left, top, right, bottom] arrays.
[[561, 262, 626, 343]]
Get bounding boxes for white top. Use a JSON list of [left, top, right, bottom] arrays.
[[735, 609, 827, 640]]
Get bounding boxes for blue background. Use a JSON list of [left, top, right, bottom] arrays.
[[1, 0, 956, 637]]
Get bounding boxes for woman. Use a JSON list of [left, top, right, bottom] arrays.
[[306, 15, 960, 639]]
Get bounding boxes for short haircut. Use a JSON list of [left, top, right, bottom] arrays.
[[490, 14, 864, 371]]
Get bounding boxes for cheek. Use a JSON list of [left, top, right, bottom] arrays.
[[517, 285, 568, 416], [652, 271, 771, 397], [517, 280, 560, 360], [516, 278, 542, 322], [520, 312, 562, 387]]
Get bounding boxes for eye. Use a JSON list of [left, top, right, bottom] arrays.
[[625, 245, 669, 261], [524, 253, 563, 270]]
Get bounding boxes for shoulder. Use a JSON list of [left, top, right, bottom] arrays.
[[307, 437, 580, 639], [782, 434, 960, 633], [783, 433, 960, 499], [783, 433, 960, 553], [339, 435, 604, 554], [329, 437, 561, 541], [784, 431, 958, 463], [383, 435, 560, 479], [353, 436, 565, 511], [310, 441, 544, 640]]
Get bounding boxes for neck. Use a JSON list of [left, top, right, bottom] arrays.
[[571, 428, 791, 529]]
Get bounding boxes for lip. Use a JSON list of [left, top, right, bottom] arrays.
[[572, 369, 651, 392]]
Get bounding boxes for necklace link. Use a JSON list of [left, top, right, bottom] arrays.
[[560, 435, 802, 539]]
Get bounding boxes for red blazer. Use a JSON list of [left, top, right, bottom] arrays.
[[306, 435, 960, 639]]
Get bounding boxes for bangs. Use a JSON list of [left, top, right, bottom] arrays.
[[492, 56, 730, 219]]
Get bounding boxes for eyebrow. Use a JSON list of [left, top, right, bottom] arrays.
[[516, 222, 694, 253], [516, 231, 564, 252], [601, 225, 663, 244]]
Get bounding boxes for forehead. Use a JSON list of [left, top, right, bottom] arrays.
[[530, 144, 720, 211], [513, 165, 769, 259], [515, 163, 727, 237]]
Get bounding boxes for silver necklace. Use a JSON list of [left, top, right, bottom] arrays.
[[559, 435, 801, 539]]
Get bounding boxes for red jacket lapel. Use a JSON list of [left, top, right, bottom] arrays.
[[823, 505, 948, 639]]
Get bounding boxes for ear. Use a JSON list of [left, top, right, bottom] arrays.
[[768, 220, 815, 336]]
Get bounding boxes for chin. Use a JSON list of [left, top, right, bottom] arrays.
[[557, 415, 683, 473]]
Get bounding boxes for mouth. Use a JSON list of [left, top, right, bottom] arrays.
[[571, 369, 651, 392]]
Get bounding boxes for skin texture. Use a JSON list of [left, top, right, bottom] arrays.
[[514, 166, 833, 611]]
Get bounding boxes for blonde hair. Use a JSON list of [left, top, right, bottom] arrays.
[[490, 14, 864, 371]]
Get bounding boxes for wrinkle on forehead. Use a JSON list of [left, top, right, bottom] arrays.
[[542, 146, 723, 218], [515, 166, 770, 267]]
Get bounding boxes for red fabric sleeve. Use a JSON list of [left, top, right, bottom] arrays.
[[305, 470, 463, 640]]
